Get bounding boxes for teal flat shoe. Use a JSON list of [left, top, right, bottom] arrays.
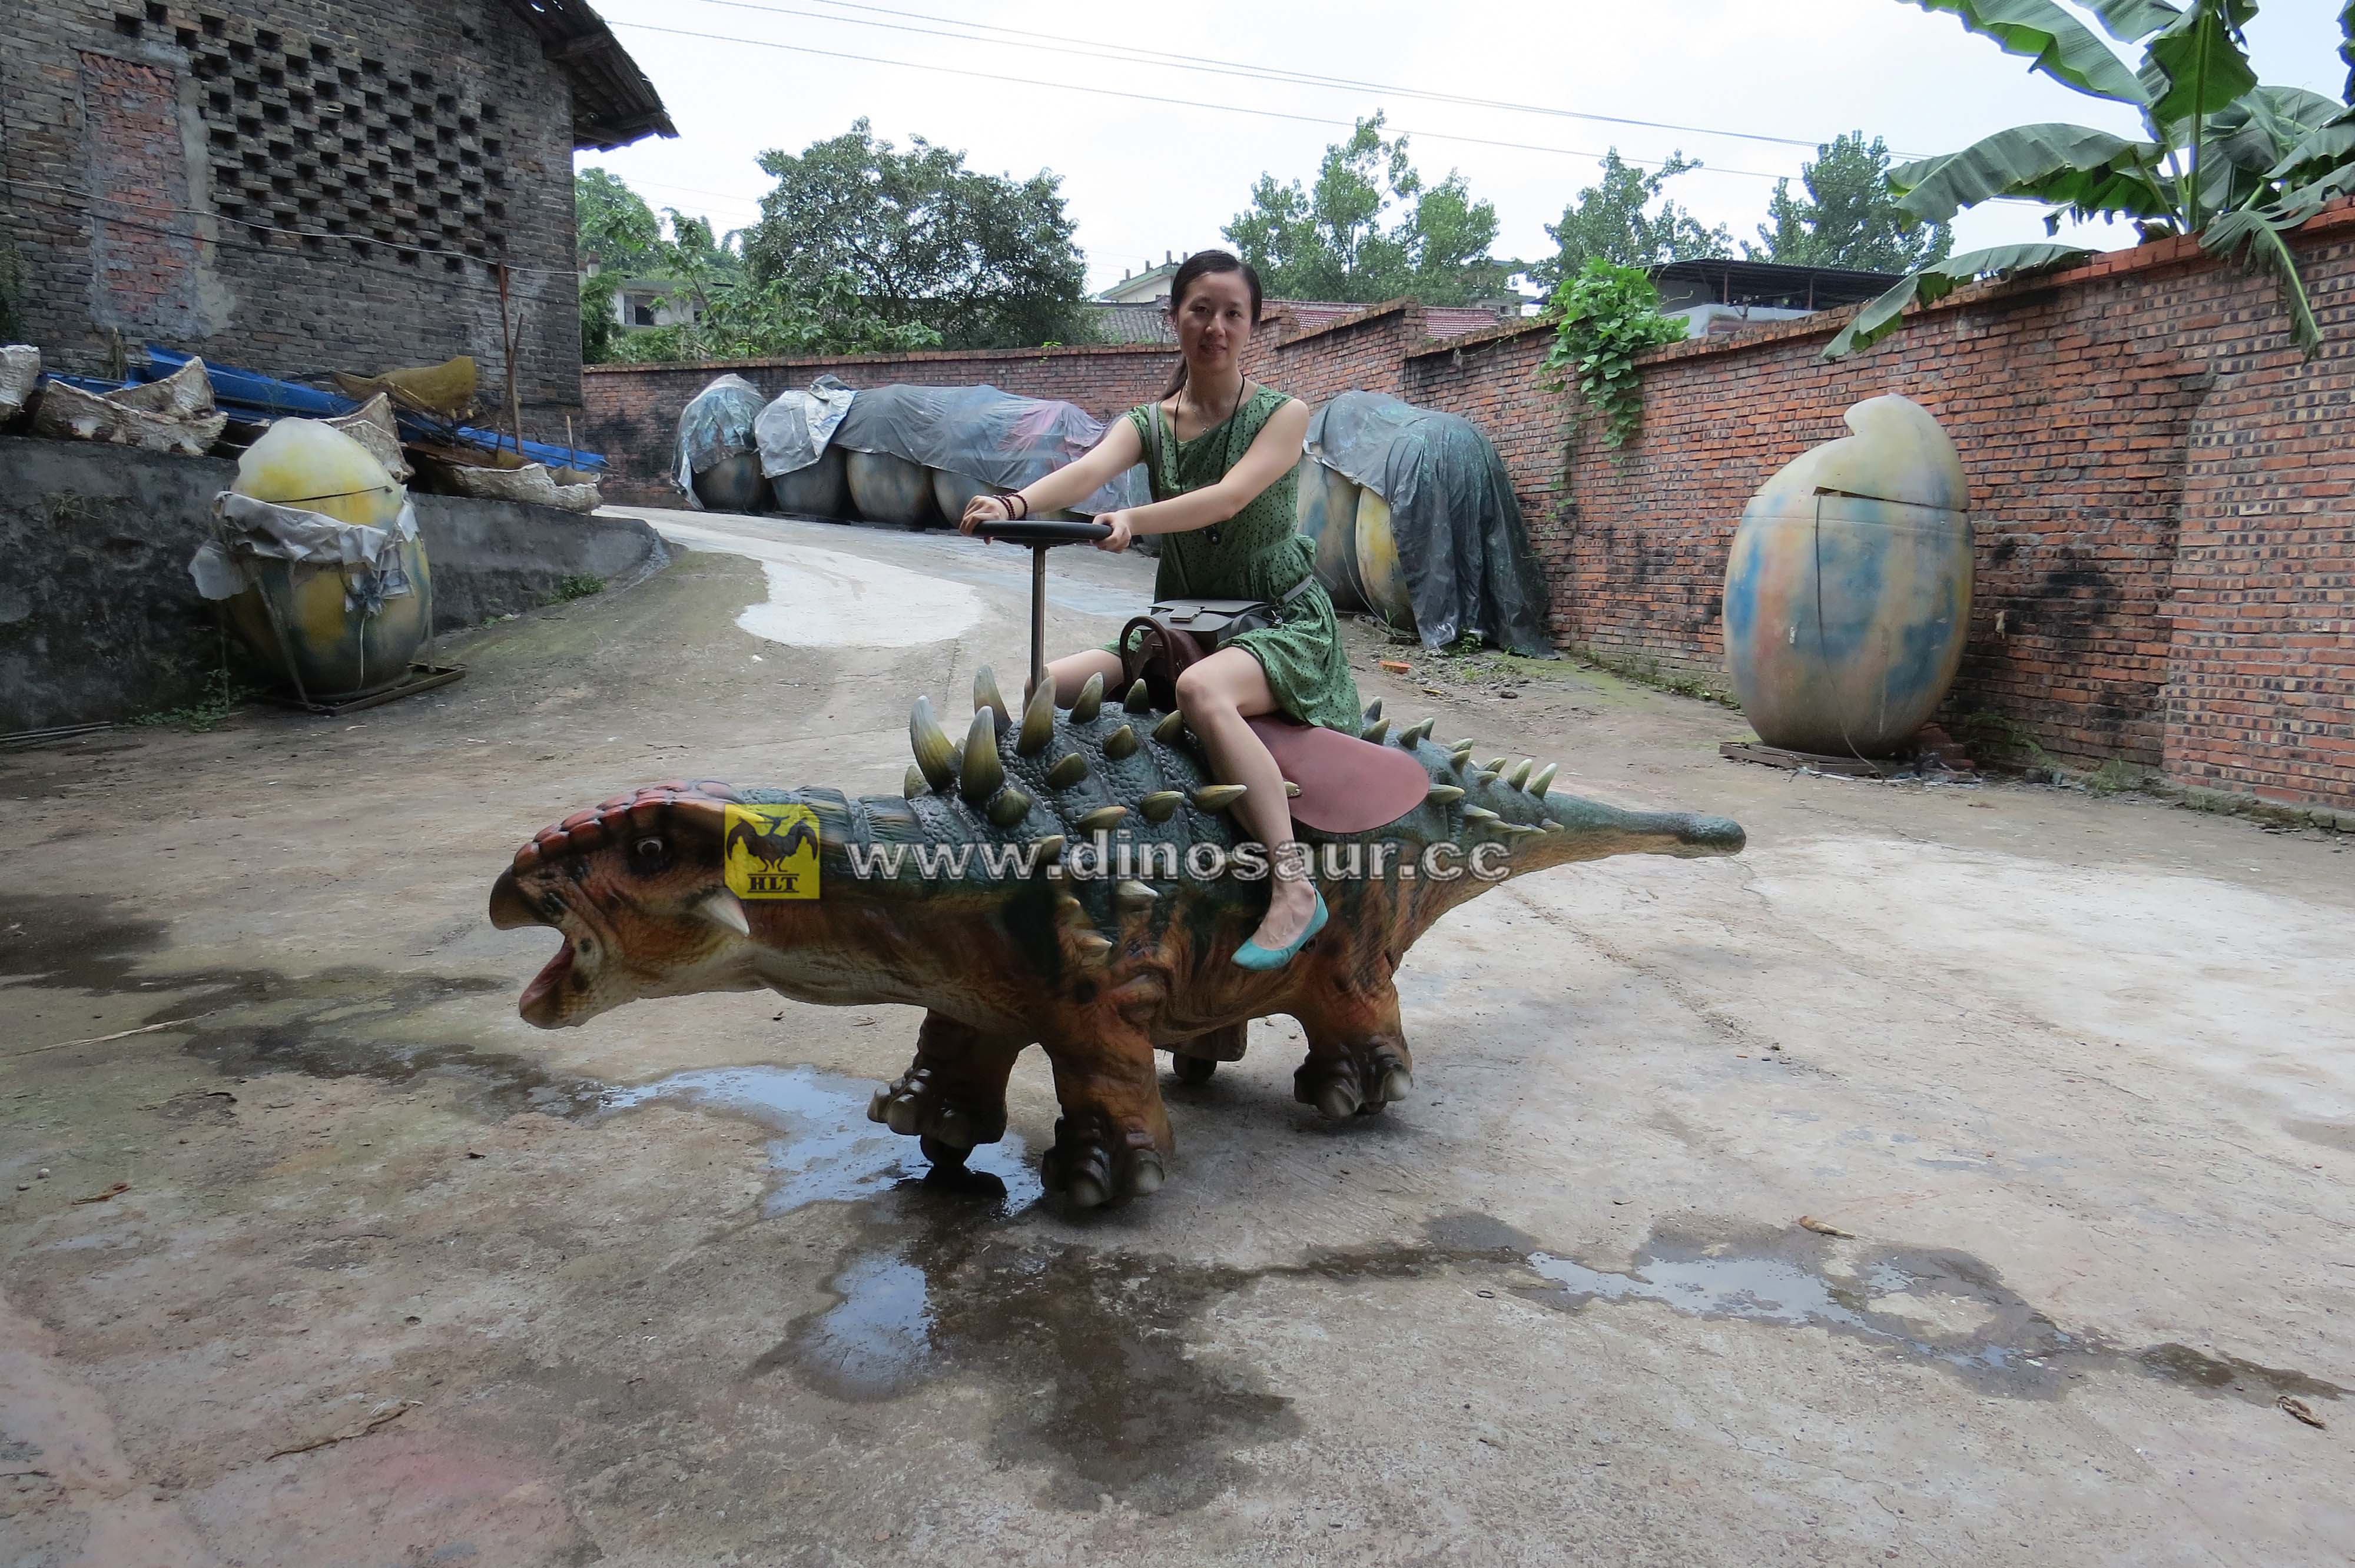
[[1231, 890, 1328, 972]]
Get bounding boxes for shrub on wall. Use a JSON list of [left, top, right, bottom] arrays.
[[1538, 259, 1688, 449]]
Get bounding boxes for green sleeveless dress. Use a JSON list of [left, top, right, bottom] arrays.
[[1104, 384, 1362, 732]]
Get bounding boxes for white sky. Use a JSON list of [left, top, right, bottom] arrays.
[[579, 0, 2347, 296]]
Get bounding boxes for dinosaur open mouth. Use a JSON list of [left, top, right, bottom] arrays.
[[519, 939, 576, 1024]]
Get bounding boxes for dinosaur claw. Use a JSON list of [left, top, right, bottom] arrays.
[[1065, 1170, 1110, 1209], [1127, 1151, 1166, 1195], [1379, 1064, 1414, 1101], [866, 1085, 891, 1124], [930, 1104, 976, 1150], [884, 1094, 923, 1137], [1315, 1081, 1361, 1120]]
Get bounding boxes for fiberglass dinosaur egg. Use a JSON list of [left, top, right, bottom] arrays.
[[221, 418, 432, 699], [769, 446, 850, 519], [1722, 394, 1972, 757], [692, 452, 770, 513], [1296, 457, 1368, 613], [1354, 486, 1415, 634], [845, 449, 939, 529]]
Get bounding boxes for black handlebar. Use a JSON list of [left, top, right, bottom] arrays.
[[974, 519, 1113, 548]]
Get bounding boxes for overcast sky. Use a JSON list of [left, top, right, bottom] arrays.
[[580, 0, 2346, 296]]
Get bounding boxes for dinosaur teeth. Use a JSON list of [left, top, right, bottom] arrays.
[[1074, 805, 1129, 832], [1114, 879, 1159, 911], [1016, 680, 1056, 756], [1055, 892, 1086, 923], [1103, 724, 1139, 760], [1192, 784, 1248, 813], [987, 786, 1033, 828], [1462, 805, 1500, 822], [1139, 790, 1185, 822], [974, 665, 1011, 732], [1529, 762, 1558, 797], [1361, 717, 1391, 745], [1152, 711, 1186, 746], [1363, 698, 1384, 723], [1426, 784, 1465, 806], [1045, 753, 1089, 790], [1507, 759, 1534, 790], [958, 709, 1003, 802], [1123, 678, 1153, 712], [910, 697, 957, 790], [1068, 671, 1104, 724], [1032, 834, 1067, 865], [903, 765, 928, 800], [1073, 934, 1113, 959], [694, 891, 751, 936]]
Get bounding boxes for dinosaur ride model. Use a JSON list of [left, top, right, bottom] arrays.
[[489, 670, 1745, 1207]]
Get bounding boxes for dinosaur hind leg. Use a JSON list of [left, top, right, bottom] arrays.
[[1290, 969, 1414, 1122], [868, 1010, 1024, 1167], [1038, 1018, 1173, 1208]]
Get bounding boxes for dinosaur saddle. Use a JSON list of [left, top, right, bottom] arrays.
[[1246, 717, 1429, 834]]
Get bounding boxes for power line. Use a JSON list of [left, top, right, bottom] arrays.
[[680, 0, 1872, 158], [609, 21, 1796, 179]]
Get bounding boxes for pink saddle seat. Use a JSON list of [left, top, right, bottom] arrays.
[[1246, 717, 1430, 834]]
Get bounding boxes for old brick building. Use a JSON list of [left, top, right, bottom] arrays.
[[2, 0, 671, 417]]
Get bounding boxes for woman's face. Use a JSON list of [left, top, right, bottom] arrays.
[[1173, 271, 1255, 377]]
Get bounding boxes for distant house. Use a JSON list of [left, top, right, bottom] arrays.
[[5, 0, 674, 414], [1087, 291, 1517, 348], [1647, 259, 1898, 338], [1097, 256, 1185, 306]]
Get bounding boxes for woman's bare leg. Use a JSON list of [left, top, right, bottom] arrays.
[[1173, 648, 1318, 951], [1041, 649, 1125, 705]]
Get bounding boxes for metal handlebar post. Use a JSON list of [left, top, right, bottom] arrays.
[[974, 518, 1112, 700]]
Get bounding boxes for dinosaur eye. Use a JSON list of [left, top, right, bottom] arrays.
[[628, 835, 671, 875]]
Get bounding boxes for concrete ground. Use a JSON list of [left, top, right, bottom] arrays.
[[4, 507, 2349, 1567]]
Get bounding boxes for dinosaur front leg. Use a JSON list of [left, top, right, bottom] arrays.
[[1037, 1019, 1173, 1208], [1290, 962, 1415, 1122], [867, 1009, 1025, 1167]]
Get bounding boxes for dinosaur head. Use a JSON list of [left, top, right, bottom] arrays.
[[489, 780, 763, 1028]]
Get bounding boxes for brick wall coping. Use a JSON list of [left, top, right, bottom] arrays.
[[1633, 197, 2355, 370], [581, 339, 1177, 376], [1404, 315, 1556, 360], [1263, 297, 1421, 348]]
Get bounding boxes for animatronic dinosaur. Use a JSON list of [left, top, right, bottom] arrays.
[[490, 670, 1744, 1207]]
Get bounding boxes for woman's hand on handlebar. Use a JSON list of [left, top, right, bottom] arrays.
[[958, 493, 1013, 536], [1094, 511, 1134, 553]]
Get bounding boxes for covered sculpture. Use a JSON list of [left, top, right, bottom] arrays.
[[490, 677, 1742, 1208], [1303, 391, 1555, 655], [674, 374, 769, 512]]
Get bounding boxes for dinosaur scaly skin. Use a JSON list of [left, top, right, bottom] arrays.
[[489, 670, 1744, 1207]]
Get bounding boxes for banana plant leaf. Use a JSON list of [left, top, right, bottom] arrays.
[[1821, 242, 2095, 360], [2211, 87, 2345, 174], [2201, 206, 2324, 353], [2342, 0, 2353, 104], [1902, 0, 2152, 104], [2267, 114, 2355, 181], [2079, 0, 2185, 42], [1892, 124, 2173, 224], [2143, 0, 2260, 129]]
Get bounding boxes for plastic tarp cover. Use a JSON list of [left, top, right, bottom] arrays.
[[188, 492, 420, 612], [753, 373, 858, 477], [1306, 391, 1555, 656], [674, 374, 767, 500], [828, 383, 1147, 516]]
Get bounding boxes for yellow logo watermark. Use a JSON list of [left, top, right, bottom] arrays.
[[723, 803, 820, 899]]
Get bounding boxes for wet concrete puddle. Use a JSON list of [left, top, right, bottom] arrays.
[[11, 892, 2346, 1511]]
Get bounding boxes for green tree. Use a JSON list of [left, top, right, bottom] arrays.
[[1222, 114, 1516, 305], [575, 168, 664, 364], [1744, 132, 1956, 271], [1826, 0, 2355, 359], [744, 119, 1093, 350], [1531, 150, 1731, 290]]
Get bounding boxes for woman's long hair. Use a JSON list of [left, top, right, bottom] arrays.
[[1162, 250, 1265, 397]]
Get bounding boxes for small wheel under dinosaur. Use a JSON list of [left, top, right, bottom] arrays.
[[1171, 1054, 1218, 1085]]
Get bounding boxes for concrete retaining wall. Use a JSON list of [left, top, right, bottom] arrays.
[[0, 435, 666, 730]]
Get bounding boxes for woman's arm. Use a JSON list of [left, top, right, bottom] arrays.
[[957, 416, 1146, 534], [1086, 398, 1309, 552]]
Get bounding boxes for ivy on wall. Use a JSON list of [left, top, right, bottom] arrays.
[[1538, 258, 1687, 449]]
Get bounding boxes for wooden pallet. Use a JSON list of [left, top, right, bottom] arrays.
[[1719, 740, 1899, 778], [261, 662, 466, 718]]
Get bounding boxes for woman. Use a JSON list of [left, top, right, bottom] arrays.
[[958, 250, 1361, 970]]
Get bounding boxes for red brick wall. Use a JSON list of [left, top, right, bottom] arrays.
[[578, 214, 2354, 812]]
